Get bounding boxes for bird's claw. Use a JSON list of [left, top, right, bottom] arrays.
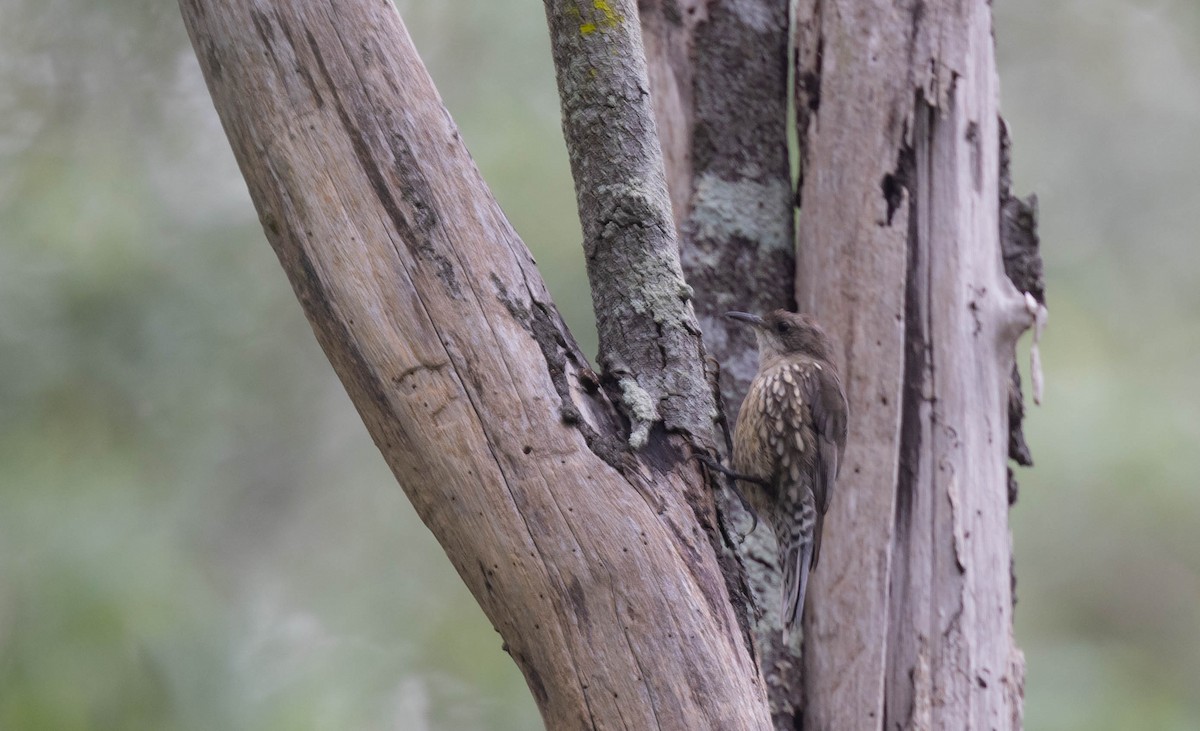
[[689, 451, 761, 539]]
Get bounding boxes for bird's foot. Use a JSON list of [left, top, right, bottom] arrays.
[[689, 452, 763, 538]]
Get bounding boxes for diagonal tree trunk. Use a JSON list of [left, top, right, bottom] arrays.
[[178, 1, 767, 727], [179, 0, 1041, 728]]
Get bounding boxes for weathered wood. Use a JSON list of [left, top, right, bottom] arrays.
[[791, 3, 910, 727], [179, 0, 1037, 725], [794, 1, 1029, 729], [1000, 116, 1044, 487], [178, 1, 770, 728]]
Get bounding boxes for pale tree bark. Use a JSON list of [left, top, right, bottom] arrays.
[[791, 1, 1037, 729], [644, 0, 1039, 729], [180, 0, 1040, 729]]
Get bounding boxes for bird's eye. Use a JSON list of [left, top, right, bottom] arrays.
[[775, 321, 790, 334]]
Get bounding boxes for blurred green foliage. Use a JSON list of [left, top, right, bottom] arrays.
[[998, 3, 1200, 728], [0, 0, 1196, 729]]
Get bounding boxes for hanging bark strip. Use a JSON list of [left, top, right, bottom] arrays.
[[178, 0, 1041, 727]]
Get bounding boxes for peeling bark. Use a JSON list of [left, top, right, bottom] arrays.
[[179, 0, 1037, 727], [1000, 116, 1044, 485], [794, 1, 1030, 729]]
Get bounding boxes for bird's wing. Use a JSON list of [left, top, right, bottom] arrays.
[[808, 363, 848, 516], [802, 362, 848, 568]]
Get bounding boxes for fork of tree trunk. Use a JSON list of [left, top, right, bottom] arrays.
[[179, 0, 1042, 728]]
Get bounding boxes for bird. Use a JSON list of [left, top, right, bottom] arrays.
[[725, 309, 848, 635]]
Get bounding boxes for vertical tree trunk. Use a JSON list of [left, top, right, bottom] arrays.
[[639, 0, 803, 725], [793, 1, 1031, 728], [643, 1, 1034, 727]]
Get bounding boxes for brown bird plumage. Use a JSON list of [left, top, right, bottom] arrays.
[[727, 310, 848, 633]]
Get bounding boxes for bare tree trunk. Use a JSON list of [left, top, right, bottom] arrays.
[[179, 0, 1038, 728], [792, 1, 1033, 729]]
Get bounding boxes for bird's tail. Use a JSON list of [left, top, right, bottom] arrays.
[[780, 493, 818, 636], [780, 534, 814, 633]]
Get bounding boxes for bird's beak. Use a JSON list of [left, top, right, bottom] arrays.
[[725, 311, 766, 328]]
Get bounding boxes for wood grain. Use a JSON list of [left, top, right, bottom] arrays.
[[794, 1, 1028, 728]]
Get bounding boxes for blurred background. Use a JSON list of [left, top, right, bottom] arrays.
[[1, 0, 1196, 728]]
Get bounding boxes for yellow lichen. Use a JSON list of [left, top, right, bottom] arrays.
[[576, 0, 623, 37], [593, 0, 622, 27]]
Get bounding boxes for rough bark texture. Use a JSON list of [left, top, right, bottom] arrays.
[[999, 117, 1043, 486], [640, 0, 795, 420], [542, 0, 718, 452], [794, 1, 1031, 729], [639, 1, 801, 725], [178, 1, 771, 728], [180, 0, 1039, 726]]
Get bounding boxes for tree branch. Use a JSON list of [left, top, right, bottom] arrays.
[[541, 0, 718, 450]]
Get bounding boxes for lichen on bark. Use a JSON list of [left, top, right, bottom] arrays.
[[542, 0, 720, 449]]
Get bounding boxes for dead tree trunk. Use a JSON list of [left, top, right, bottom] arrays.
[[179, 0, 1039, 728], [790, 2, 1037, 729], [641, 1, 1038, 728]]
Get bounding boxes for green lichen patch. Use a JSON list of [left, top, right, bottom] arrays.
[[689, 173, 793, 253], [618, 375, 659, 449]]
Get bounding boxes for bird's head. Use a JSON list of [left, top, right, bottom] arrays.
[[725, 309, 835, 364]]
